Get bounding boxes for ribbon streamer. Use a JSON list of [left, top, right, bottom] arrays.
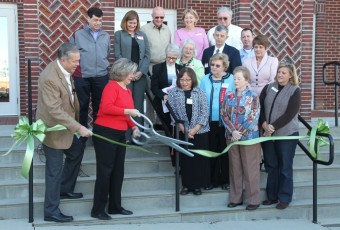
[[2, 117, 155, 179], [190, 119, 330, 159]]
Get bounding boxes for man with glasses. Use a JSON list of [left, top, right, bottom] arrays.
[[141, 6, 171, 128], [207, 7, 243, 50], [202, 25, 241, 75]]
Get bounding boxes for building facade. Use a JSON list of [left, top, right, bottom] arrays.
[[0, 0, 339, 124]]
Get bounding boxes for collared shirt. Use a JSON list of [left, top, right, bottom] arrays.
[[214, 44, 226, 54], [87, 25, 100, 40], [57, 59, 74, 103], [239, 48, 255, 63], [207, 24, 243, 50]]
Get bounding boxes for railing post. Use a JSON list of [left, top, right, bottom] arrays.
[[312, 161, 317, 224], [27, 59, 34, 223], [175, 125, 180, 212], [335, 65, 339, 126]]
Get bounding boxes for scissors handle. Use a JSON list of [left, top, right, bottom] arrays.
[[131, 132, 150, 145], [129, 113, 153, 131]]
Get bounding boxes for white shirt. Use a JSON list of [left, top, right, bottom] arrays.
[[214, 44, 226, 54], [57, 60, 74, 103], [207, 24, 243, 50]]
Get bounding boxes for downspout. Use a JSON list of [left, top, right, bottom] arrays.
[[311, 6, 316, 110]]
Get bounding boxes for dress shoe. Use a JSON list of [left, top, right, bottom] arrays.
[[246, 204, 260, 211], [60, 192, 83, 199], [221, 183, 230, 190], [204, 185, 217, 190], [44, 213, 73, 222], [227, 202, 243, 208], [91, 212, 112, 220], [109, 208, 133, 215], [193, 189, 202, 195], [262, 199, 279, 206], [276, 202, 289, 210], [180, 187, 189, 195]]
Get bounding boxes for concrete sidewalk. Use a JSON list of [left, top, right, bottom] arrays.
[[0, 219, 331, 230]]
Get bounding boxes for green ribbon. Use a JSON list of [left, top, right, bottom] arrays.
[[190, 119, 331, 159], [2, 117, 155, 179]]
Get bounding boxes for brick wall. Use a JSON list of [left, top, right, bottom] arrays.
[[1, 0, 340, 123], [314, 0, 340, 111]]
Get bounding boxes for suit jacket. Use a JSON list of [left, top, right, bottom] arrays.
[[36, 60, 81, 149], [151, 62, 183, 109], [114, 30, 151, 76], [201, 45, 242, 75]]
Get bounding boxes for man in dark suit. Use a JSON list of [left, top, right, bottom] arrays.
[[36, 43, 92, 222], [202, 25, 242, 75]]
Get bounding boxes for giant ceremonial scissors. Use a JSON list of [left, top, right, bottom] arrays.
[[129, 114, 194, 157]]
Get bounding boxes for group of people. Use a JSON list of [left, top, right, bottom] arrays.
[[36, 5, 301, 223]]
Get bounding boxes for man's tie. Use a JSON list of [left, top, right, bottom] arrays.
[[215, 49, 220, 54]]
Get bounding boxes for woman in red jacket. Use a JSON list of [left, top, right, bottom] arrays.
[[91, 58, 140, 220]]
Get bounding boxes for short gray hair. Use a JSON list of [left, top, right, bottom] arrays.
[[209, 53, 230, 71], [215, 25, 229, 35], [165, 43, 181, 56], [217, 7, 233, 16], [110, 58, 138, 81], [57, 42, 79, 60], [180, 39, 197, 58]]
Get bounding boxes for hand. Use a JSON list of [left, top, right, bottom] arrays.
[[133, 72, 143, 81], [132, 127, 141, 138], [178, 123, 185, 133], [126, 109, 140, 117], [163, 95, 168, 102], [77, 126, 92, 137], [188, 129, 196, 139], [231, 130, 242, 141], [267, 124, 275, 133]]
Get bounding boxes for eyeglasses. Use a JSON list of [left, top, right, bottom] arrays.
[[280, 60, 294, 68], [167, 56, 177, 61], [218, 17, 228, 21], [211, 63, 222, 68], [155, 16, 164, 19], [180, 78, 192, 83]]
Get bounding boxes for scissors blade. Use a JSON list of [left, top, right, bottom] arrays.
[[152, 133, 193, 146], [171, 143, 194, 157]]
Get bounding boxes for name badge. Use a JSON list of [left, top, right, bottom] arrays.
[[204, 63, 209, 68], [136, 35, 144, 40], [271, 86, 278, 92], [196, 33, 202, 36], [222, 83, 229, 89], [186, 98, 193, 104]]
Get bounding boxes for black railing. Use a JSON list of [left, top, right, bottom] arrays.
[[297, 114, 334, 223], [322, 61, 340, 126]]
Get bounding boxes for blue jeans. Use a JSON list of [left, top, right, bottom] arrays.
[[261, 132, 298, 203], [73, 75, 109, 127]]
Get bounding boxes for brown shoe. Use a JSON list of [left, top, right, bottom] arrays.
[[262, 199, 279, 206], [246, 204, 260, 211], [276, 202, 289, 209]]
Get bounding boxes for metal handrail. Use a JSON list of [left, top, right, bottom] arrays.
[[322, 61, 340, 126], [297, 114, 334, 223]]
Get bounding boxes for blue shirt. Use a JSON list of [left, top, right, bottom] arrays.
[[239, 48, 255, 63]]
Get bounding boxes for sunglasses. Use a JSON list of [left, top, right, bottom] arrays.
[[218, 17, 228, 21], [211, 63, 222, 68], [155, 16, 164, 19], [167, 56, 177, 61]]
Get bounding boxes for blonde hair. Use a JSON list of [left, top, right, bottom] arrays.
[[276, 61, 299, 85], [233, 66, 251, 82], [181, 8, 199, 24]]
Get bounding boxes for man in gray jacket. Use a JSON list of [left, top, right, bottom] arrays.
[[70, 7, 111, 128]]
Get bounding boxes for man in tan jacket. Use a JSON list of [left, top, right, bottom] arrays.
[[36, 43, 92, 222]]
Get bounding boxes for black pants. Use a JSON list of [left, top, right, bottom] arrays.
[[73, 75, 109, 127], [91, 124, 126, 215], [209, 121, 229, 186]]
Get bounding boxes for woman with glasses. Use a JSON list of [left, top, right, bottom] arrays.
[[151, 44, 183, 166], [174, 8, 209, 60], [114, 10, 151, 131], [176, 39, 205, 84], [200, 53, 235, 191], [259, 62, 301, 210], [168, 67, 210, 195]]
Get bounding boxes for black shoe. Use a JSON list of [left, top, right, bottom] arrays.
[[193, 189, 202, 195], [246, 204, 260, 211], [108, 208, 133, 215], [204, 185, 217, 190], [180, 187, 189, 195], [227, 202, 243, 208], [221, 183, 230, 190], [91, 212, 112, 220], [44, 213, 73, 222], [60, 192, 83, 199]]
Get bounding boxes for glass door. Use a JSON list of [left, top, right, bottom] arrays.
[[0, 4, 18, 115]]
